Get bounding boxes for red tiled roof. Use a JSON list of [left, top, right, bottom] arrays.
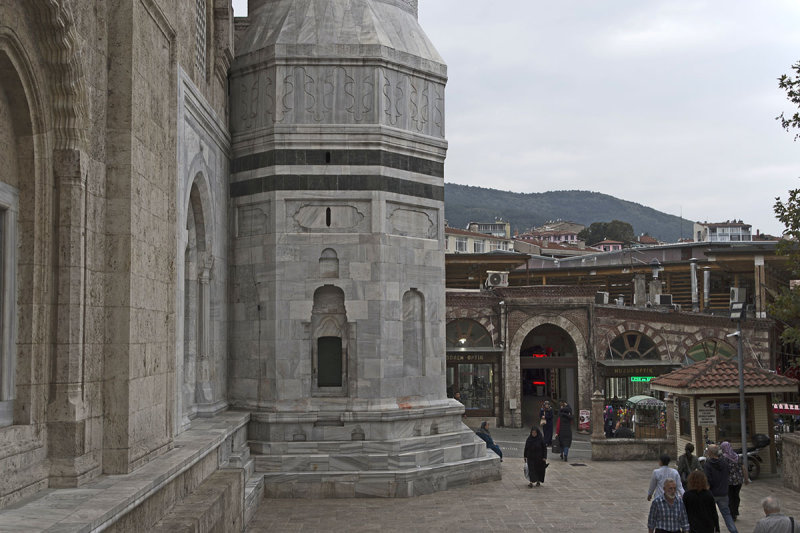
[[650, 355, 799, 393], [638, 235, 659, 244]]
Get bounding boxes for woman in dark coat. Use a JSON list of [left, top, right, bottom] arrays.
[[539, 401, 554, 446], [556, 401, 573, 461], [524, 427, 547, 487], [682, 470, 720, 533]]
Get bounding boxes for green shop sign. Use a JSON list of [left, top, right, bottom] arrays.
[[630, 376, 654, 383]]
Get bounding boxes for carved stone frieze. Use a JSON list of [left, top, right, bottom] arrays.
[[286, 201, 370, 233], [231, 64, 444, 138]]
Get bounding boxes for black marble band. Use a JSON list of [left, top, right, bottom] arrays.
[[230, 174, 444, 201], [232, 149, 444, 178]]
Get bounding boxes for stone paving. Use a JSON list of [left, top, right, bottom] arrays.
[[247, 430, 800, 533]]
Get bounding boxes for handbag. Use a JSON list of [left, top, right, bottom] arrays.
[[551, 435, 561, 454], [523, 462, 530, 481]]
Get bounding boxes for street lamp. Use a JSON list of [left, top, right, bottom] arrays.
[[729, 302, 749, 476]]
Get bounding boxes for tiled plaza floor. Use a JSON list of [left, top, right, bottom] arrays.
[[247, 435, 800, 533]]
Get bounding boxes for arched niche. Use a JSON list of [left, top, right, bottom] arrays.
[[311, 285, 348, 396], [402, 289, 424, 376]]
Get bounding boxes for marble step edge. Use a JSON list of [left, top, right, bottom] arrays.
[[247, 428, 478, 455], [251, 442, 487, 472]]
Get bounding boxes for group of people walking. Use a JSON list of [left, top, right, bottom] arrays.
[[647, 442, 796, 533], [523, 400, 573, 487]]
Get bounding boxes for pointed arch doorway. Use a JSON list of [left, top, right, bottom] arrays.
[[519, 324, 578, 428]]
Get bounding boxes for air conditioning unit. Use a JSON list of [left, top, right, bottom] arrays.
[[730, 287, 746, 304], [595, 291, 609, 304], [656, 294, 673, 306], [485, 271, 509, 288]]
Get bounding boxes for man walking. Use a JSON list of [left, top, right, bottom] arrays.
[[647, 454, 684, 501], [703, 444, 738, 533], [753, 496, 798, 533], [647, 478, 690, 533]]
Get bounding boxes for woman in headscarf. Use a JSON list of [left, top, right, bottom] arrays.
[[475, 421, 503, 461], [556, 400, 574, 461], [539, 401, 554, 446], [523, 426, 548, 487], [720, 441, 747, 521]]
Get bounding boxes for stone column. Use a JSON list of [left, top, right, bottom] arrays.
[[591, 390, 605, 439], [664, 393, 676, 440], [754, 255, 766, 319], [195, 261, 213, 407], [47, 148, 99, 487]]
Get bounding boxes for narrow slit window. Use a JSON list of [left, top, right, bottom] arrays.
[[326, 207, 331, 227]]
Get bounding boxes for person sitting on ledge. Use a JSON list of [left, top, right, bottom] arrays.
[[475, 421, 503, 461], [612, 420, 635, 438]]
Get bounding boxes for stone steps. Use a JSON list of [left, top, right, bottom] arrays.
[[259, 453, 501, 498]]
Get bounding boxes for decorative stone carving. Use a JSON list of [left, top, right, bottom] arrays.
[[387, 204, 436, 238], [290, 203, 367, 232]]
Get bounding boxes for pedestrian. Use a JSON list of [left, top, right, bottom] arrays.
[[677, 443, 701, 487], [540, 401, 554, 446], [556, 400, 573, 461], [647, 478, 690, 533], [523, 426, 547, 488], [682, 470, 719, 533], [753, 496, 798, 533], [475, 421, 503, 461], [648, 454, 685, 502], [604, 405, 615, 438], [720, 441, 747, 522], [703, 444, 738, 533]]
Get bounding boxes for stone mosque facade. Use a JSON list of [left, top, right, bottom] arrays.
[[0, 0, 499, 529]]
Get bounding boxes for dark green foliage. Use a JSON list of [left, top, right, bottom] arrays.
[[777, 61, 800, 140], [444, 184, 690, 242], [577, 220, 636, 245], [770, 61, 800, 345]]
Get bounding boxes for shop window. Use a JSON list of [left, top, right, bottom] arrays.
[[687, 339, 735, 363], [606, 331, 659, 360], [679, 397, 691, 437], [448, 363, 494, 415], [317, 337, 343, 387], [717, 399, 754, 443]]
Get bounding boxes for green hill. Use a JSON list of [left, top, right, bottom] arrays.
[[444, 184, 692, 243]]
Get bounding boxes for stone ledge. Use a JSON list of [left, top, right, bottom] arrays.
[[591, 437, 676, 461], [0, 411, 250, 533]]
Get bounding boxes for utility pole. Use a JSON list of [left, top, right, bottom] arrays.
[[730, 302, 749, 477]]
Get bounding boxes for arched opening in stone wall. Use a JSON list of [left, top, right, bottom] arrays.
[[311, 285, 348, 396], [519, 324, 578, 428], [0, 49, 29, 427], [686, 339, 735, 363], [182, 178, 213, 423], [402, 289, 424, 377]]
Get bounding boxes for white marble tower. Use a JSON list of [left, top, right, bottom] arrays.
[[228, 0, 500, 496]]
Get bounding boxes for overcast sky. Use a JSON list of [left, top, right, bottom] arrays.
[[232, 1, 800, 236]]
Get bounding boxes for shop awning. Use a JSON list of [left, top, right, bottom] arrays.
[[773, 403, 800, 415], [626, 395, 666, 409]]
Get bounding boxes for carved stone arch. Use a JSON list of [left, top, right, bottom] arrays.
[[184, 152, 216, 252], [25, 0, 88, 150], [445, 309, 496, 345], [0, 26, 55, 428], [679, 327, 727, 354], [510, 315, 588, 362], [597, 321, 668, 361]]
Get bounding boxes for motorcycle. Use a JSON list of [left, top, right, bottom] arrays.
[[697, 433, 770, 481], [734, 433, 770, 481]]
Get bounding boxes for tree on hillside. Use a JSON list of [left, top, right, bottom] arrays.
[[770, 61, 800, 345], [578, 220, 635, 246]]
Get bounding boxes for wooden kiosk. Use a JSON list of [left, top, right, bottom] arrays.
[[649, 356, 799, 476]]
